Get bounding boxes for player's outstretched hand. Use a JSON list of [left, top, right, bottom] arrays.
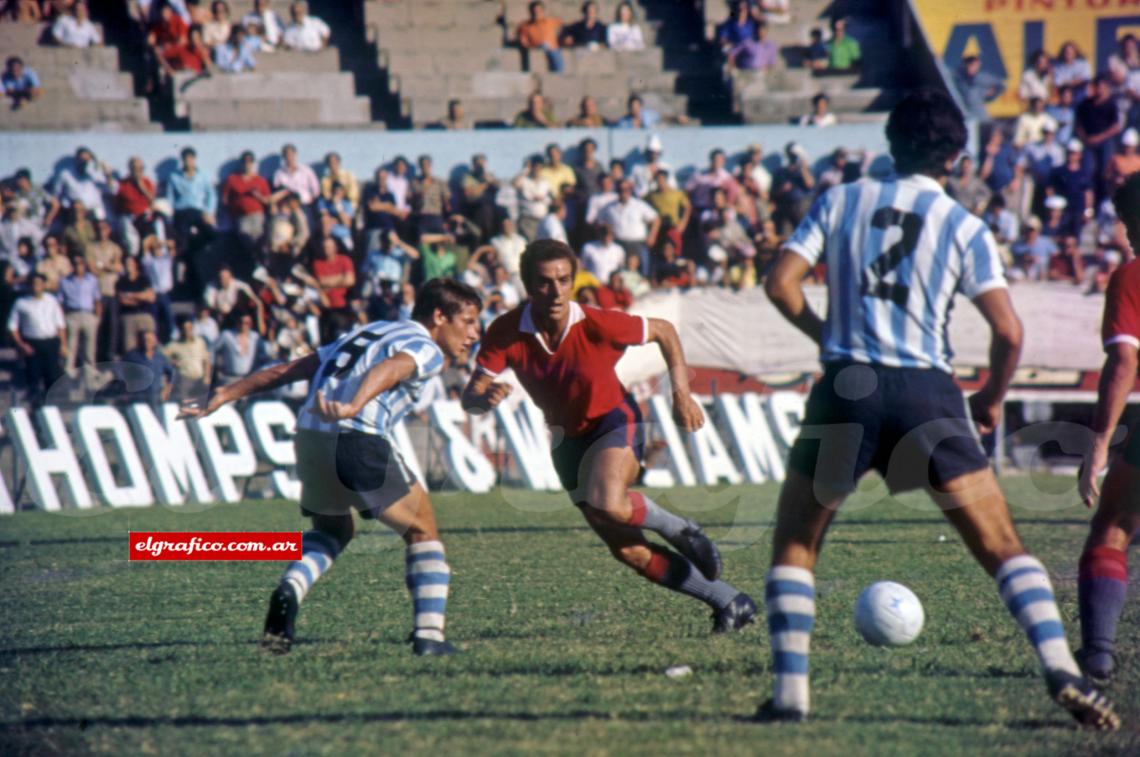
[[673, 392, 705, 432], [314, 391, 358, 422], [485, 382, 513, 410], [177, 390, 227, 420], [1077, 443, 1108, 508], [967, 387, 1001, 435]]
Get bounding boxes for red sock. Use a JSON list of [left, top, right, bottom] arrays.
[[1080, 546, 1128, 581], [628, 491, 647, 527], [640, 546, 672, 583]]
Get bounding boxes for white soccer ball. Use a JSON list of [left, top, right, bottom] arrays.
[[854, 581, 925, 646]]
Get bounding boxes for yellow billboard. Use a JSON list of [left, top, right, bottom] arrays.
[[912, 0, 1140, 117]]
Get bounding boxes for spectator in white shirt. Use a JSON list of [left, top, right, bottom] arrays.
[[0, 200, 44, 261], [282, 1, 329, 53], [581, 224, 625, 283], [536, 199, 569, 243], [53, 2, 102, 48], [271, 143, 320, 206], [607, 2, 645, 52], [513, 156, 554, 241], [490, 217, 527, 280], [55, 147, 114, 221], [629, 134, 675, 198], [8, 273, 66, 406], [387, 156, 412, 213], [585, 174, 618, 224], [242, 0, 284, 51], [799, 93, 837, 127], [598, 179, 659, 274]]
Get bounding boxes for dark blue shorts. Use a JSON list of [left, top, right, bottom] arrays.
[[787, 362, 991, 495], [550, 395, 646, 492], [295, 429, 415, 519]]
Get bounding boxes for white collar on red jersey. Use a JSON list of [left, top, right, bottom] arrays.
[[520, 300, 585, 355]]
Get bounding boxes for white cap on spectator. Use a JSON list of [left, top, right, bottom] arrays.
[[1124, 128, 1140, 147], [1025, 216, 1042, 230], [1105, 250, 1122, 265], [1046, 195, 1068, 210], [647, 135, 663, 153], [1066, 138, 1084, 153], [1041, 117, 1057, 133]]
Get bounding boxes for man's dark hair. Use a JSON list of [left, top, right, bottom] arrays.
[[411, 278, 483, 322], [15, 168, 30, 180], [181, 147, 197, 160], [6, 56, 23, 68], [240, 150, 255, 162], [627, 93, 643, 107], [580, 137, 597, 150], [520, 239, 578, 294], [1113, 171, 1140, 225], [812, 92, 829, 106], [885, 89, 967, 177]]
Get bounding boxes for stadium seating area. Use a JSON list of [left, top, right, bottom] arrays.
[[0, 0, 916, 131], [0, 19, 154, 131]]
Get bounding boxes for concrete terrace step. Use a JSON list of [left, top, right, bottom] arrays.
[[0, 97, 151, 130], [736, 88, 903, 124], [404, 91, 687, 126], [16, 45, 120, 70], [381, 46, 671, 76], [186, 96, 373, 130], [173, 71, 359, 101], [395, 69, 681, 101], [24, 69, 135, 100], [253, 48, 343, 73]]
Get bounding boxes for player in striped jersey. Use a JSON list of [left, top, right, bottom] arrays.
[[757, 90, 1119, 729], [1075, 172, 1140, 686], [179, 278, 482, 656]]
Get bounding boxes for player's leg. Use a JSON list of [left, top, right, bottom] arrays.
[[1078, 453, 1140, 683], [263, 513, 353, 654], [262, 432, 355, 654], [576, 445, 756, 630], [372, 483, 457, 656], [932, 468, 1119, 730], [758, 468, 846, 721]]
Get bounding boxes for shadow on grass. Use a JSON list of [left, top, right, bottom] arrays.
[[0, 709, 1077, 733]]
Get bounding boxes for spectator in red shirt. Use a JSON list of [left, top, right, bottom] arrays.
[[310, 236, 355, 344], [222, 150, 272, 257], [160, 24, 212, 76], [114, 156, 156, 247]]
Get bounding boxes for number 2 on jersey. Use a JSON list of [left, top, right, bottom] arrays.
[[862, 207, 922, 305]]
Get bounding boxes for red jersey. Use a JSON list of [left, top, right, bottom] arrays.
[[477, 301, 649, 436], [1102, 257, 1140, 354], [223, 173, 270, 217], [115, 177, 155, 217], [312, 254, 354, 309]]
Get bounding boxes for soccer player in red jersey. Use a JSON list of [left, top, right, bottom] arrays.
[[1076, 172, 1140, 685], [462, 240, 757, 632]]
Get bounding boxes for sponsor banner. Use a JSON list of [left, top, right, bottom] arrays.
[[128, 532, 303, 561], [0, 393, 807, 513], [911, 0, 1140, 118]]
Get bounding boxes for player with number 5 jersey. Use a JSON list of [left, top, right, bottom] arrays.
[[178, 278, 484, 657], [757, 90, 1119, 729]]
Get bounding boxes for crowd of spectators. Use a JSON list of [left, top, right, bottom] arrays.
[[951, 36, 1140, 288], [0, 134, 877, 405]]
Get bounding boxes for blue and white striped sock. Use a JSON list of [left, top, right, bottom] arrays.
[[995, 555, 1080, 676], [281, 531, 341, 603], [406, 540, 451, 642], [765, 565, 815, 714]]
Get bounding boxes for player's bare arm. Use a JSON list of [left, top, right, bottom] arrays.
[[764, 250, 824, 346], [1078, 342, 1139, 507], [177, 353, 321, 420], [460, 370, 513, 415], [968, 288, 1024, 434], [314, 352, 419, 422], [647, 317, 704, 432]]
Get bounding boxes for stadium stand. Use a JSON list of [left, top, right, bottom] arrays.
[[0, 20, 154, 132], [171, 49, 374, 130], [704, 0, 907, 124], [366, 0, 732, 128]]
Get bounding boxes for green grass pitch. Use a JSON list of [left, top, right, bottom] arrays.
[[1, 477, 1137, 755]]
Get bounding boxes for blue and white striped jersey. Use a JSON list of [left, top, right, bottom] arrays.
[[785, 173, 1007, 373], [297, 319, 444, 437]]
